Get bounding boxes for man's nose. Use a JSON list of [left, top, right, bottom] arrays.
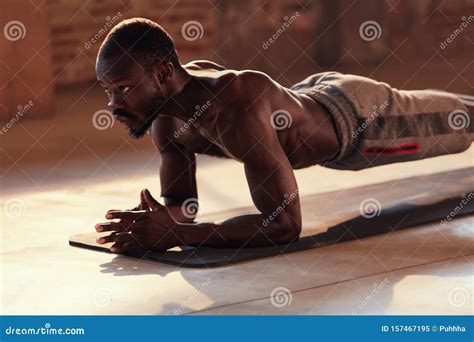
[[107, 93, 125, 111]]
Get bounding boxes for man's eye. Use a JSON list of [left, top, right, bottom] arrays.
[[118, 86, 130, 93]]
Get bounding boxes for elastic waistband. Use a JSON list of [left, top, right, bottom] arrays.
[[297, 84, 360, 163]]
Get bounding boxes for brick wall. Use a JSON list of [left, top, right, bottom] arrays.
[[3, 0, 474, 90], [45, 0, 218, 86], [0, 0, 54, 122]]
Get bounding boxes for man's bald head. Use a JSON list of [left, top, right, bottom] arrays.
[[97, 17, 181, 74], [95, 18, 185, 139]]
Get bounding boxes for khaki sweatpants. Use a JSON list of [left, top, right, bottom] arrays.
[[291, 72, 473, 171]]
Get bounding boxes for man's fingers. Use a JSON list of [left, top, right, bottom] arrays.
[[110, 240, 140, 254], [98, 232, 140, 249], [114, 233, 137, 245], [95, 221, 131, 233], [96, 232, 117, 244], [105, 210, 145, 220], [143, 189, 162, 211], [108, 233, 143, 254], [140, 190, 150, 210]]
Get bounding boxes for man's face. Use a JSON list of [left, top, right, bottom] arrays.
[[96, 55, 165, 138]]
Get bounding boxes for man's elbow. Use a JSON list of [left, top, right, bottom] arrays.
[[275, 219, 302, 244]]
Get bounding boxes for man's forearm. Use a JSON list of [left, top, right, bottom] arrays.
[[161, 196, 197, 224], [164, 205, 196, 223], [175, 214, 301, 248]]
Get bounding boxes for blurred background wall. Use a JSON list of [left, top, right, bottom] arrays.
[[32, 0, 474, 86], [1, 0, 474, 120], [0, 0, 473, 189]]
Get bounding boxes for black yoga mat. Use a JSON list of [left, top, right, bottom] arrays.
[[70, 168, 474, 268]]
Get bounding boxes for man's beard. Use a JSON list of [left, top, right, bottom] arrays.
[[113, 96, 164, 139]]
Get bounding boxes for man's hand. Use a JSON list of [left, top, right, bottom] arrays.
[[95, 189, 183, 254], [128, 188, 161, 211]]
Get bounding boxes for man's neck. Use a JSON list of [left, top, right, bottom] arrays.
[[160, 71, 214, 125]]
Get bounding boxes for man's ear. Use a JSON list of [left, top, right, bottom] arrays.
[[153, 62, 174, 85]]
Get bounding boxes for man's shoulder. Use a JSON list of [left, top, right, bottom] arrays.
[[214, 72, 281, 151], [215, 70, 277, 105], [184, 60, 226, 71], [149, 115, 180, 152]]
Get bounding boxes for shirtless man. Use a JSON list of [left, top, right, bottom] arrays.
[[94, 18, 473, 254]]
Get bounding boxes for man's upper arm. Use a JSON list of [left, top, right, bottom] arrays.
[[151, 118, 197, 205], [224, 108, 302, 235], [159, 144, 197, 204]]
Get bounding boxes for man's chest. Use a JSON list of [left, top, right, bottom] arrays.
[[174, 125, 235, 159]]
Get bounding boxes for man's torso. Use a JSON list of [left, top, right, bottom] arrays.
[[151, 61, 340, 169]]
